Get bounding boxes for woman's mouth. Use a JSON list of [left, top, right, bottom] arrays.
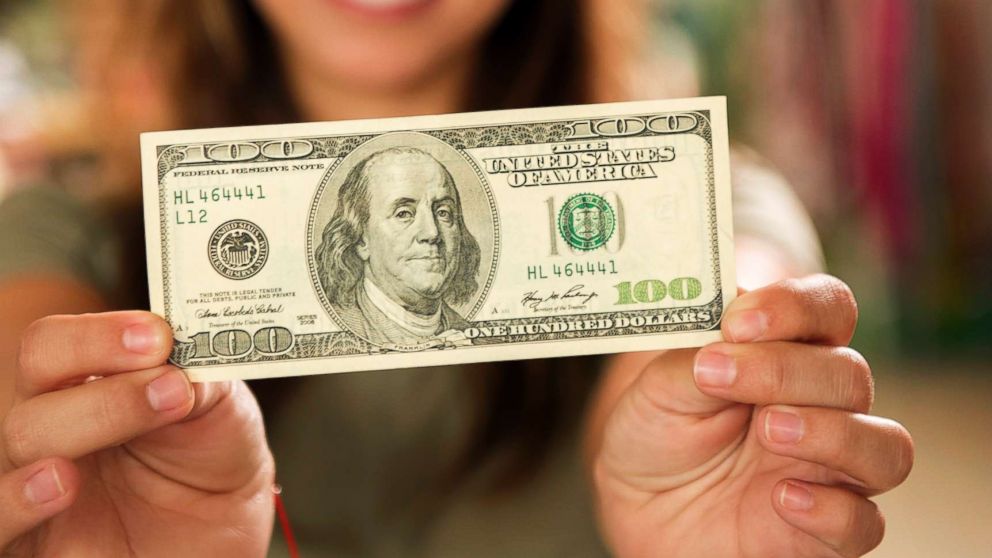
[[327, 0, 437, 19]]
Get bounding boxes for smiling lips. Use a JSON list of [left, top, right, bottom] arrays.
[[328, 0, 436, 19], [345, 0, 429, 7]]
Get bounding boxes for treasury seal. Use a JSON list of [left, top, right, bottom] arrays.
[[558, 193, 616, 251], [208, 219, 269, 280]]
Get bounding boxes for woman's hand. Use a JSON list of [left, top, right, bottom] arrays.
[[592, 275, 914, 557], [0, 311, 274, 557]]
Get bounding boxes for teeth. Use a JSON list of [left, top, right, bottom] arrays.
[[348, 0, 425, 9]]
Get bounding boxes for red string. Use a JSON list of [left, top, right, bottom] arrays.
[[274, 488, 300, 558]]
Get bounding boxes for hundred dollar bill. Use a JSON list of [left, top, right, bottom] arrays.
[[141, 97, 736, 381]]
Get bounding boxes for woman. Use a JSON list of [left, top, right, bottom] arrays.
[[0, 0, 913, 556]]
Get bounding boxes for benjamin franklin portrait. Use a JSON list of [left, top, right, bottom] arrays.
[[314, 145, 485, 347]]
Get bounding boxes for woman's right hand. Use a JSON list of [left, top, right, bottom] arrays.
[[0, 311, 275, 557]]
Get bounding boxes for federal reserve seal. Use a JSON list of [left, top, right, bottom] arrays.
[[558, 193, 616, 251], [208, 219, 269, 280]]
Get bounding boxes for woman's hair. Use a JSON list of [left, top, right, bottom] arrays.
[[75, 0, 647, 490]]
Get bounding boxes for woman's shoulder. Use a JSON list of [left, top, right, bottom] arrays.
[[0, 184, 120, 294]]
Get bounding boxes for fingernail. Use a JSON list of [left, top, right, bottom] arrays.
[[765, 408, 804, 443], [146, 371, 191, 412], [122, 323, 164, 355], [25, 465, 65, 505], [780, 482, 814, 511], [725, 309, 769, 342], [694, 350, 737, 387]]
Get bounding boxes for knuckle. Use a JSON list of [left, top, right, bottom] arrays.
[[766, 349, 789, 399], [16, 317, 52, 376], [779, 276, 806, 292], [839, 498, 865, 552], [776, 277, 806, 307], [838, 499, 862, 551], [838, 348, 874, 412], [836, 415, 859, 464], [1, 409, 33, 466], [794, 275, 859, 343], [753, 277, 801, 310], [890, 422, 915, 487], [780, 275, 837, 337], [867, 419, 914, 491], [93, 381, 134, 435], [824, 276, 859, 338], [853, 501, 886, 554], [734, 345, 788, 400]]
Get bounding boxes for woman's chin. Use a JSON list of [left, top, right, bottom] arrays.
[[315, 48, 448, 94]]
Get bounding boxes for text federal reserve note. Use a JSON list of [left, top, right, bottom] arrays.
[[142, 97, 736, 381]]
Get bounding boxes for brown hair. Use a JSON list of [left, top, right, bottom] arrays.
[[74, 0, 646, 489]]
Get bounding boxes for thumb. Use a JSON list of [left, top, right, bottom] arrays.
[[598, 349, 751, 492], [0, 458, 79, 551], [124, 379, 272, 494]]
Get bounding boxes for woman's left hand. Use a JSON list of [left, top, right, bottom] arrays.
[[591, 275, 914, 557]]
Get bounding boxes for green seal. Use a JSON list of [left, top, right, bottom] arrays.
[[558, 193, 616, 251]]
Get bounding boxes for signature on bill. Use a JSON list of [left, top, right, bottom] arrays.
[[521, 284, 600, 311]]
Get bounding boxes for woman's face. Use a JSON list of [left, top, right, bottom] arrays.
[[253, 0, 511, 91]]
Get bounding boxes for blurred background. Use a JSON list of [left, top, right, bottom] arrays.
[[0, 1, 989, 556]]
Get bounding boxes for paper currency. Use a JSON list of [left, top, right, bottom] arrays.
[[141, 97, 736, 381]]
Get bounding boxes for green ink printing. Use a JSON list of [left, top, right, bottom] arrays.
[[557, 193, 616, 251]]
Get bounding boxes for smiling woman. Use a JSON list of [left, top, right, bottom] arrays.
[[31, 1, 642, 554], [256, 0, 510, 97], [72, 0, 643, 186], [0, 1, 916, 556]]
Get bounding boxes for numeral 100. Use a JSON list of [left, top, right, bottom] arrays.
[[179, 140, 314, 165], [568, 114, 699, 139], [614, 277, 702, 304], [189, 327, 294, 359]]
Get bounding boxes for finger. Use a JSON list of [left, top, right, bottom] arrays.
[[17, 311, 173, 397], [597, 350, 753, 489], [632, 349, 733, 416], [126, 380, 266, 493], [758, 405, 914, 494], [694, 342, 874, 413], [0, 457, 79, 550], [772, 480, 885, 557], [3, 367, 193, 467], [722, 274, 858, 345]]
